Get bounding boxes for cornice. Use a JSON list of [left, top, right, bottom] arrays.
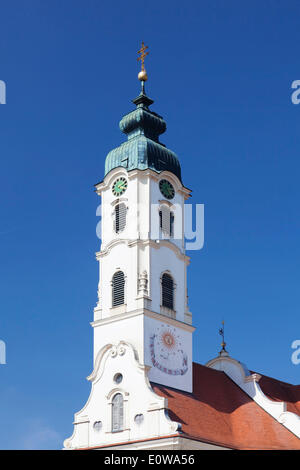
[[96, 238, 190, 263], [91, 308, 195, 333], [95, 168, 191, 199]]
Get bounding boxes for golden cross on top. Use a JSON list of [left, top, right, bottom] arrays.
[[137, 41, 149, 71]]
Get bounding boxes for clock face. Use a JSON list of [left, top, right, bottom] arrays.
[[112, 177, 128, 197], [149, 325, 188, 376], [159, 179, 175, 200]]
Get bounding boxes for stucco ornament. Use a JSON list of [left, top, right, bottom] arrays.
[[138, 270, 149, 296], [63, 341, 181, 449]]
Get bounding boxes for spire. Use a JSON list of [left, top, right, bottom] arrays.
[[119, 42, 165, 141], [103, 43, 182, 182], [219, 321, 229, 356], [134, 41, 153, 109], [137, 41, 149, 85]]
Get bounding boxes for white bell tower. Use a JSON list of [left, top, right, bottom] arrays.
[[93, 164, 193, 391], [64, 61, 195, 449]]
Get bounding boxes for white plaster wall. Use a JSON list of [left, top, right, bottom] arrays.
[[99, 243, 138, 316], [96, 167, 189, 327], [98, 168, 186, 257], [64, 342, 180, 450], [93, 314, 144, 365], [100, 170, 139, 248], [144, 316, 193, 392], [149, 176, 185, 252], [150, 245, 185, 320], [65, 164, 194, 449], [92, 167, 192, 393]]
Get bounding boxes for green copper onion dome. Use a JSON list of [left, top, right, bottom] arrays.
[[104, 84, 182, 182]]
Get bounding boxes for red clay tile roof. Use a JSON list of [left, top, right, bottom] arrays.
[[152, 362, 300, 450], [259, 373, 300, 417]]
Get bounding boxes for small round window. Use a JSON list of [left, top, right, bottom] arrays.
[[134, 414, 144, 425], [93, 421, 102, 432], [113, 373, 123, 384]]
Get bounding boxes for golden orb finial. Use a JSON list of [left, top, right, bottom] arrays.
[[137, 41, 149, 82], [138, 69, 148, 82]]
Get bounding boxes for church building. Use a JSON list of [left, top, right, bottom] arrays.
[[64, 45, 300, 450]]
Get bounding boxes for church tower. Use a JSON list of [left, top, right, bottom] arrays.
[[64, 45, 195, 450]]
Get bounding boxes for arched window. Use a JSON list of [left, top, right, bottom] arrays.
[[159, 206, 174, 237], [112, 393, 124, 432], [112, 271, 125, 307], [162, 273, 174, 310], [114, 203, 127, 233]]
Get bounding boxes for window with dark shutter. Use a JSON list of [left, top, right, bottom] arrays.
[[170, 211, 174, 237], [160, 206, 174, 237], [114, 203, 127, 233], [112, 271, 125, 307], [112, 393, 124, 432], [162, 273, 174, 310]]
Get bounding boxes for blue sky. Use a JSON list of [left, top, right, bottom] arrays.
[[0, 0, 300, 449]]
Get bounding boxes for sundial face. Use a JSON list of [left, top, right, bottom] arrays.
[[149, 324, 188, 376]]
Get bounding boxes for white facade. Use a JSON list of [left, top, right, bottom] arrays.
[[64, 166, 195, 449]]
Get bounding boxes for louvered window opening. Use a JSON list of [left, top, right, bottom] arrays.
[[162, 273, 174, 310], [112, 393, 124, 432], [170, 212, 174, 237], [114, 203, 126, 233], [112, 271, 125, 307], [159, 207, 174, 237]]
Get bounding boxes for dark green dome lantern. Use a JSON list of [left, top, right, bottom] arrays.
[[104, 45, 182, 183]]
